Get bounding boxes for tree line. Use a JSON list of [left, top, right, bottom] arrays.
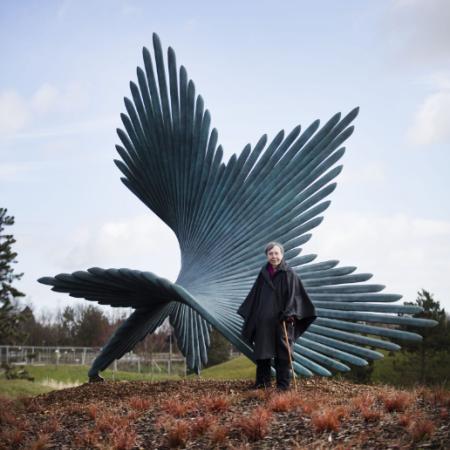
[[1, 207, 447, 380], [0, 208, 175, 353]]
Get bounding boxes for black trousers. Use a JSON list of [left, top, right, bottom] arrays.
[[255, 357, 291, 389], [255, 321, 294, 389]]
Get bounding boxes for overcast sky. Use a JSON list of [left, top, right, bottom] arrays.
[[1, 0, 449, 315]]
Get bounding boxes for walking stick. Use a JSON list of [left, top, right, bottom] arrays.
[[282, 320, 297, 391]]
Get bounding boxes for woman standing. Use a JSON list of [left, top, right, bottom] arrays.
[[238, 242, 317, 390]]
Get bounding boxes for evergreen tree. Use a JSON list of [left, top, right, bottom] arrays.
[[206, 328, 231, 367], [74, 304, 110, 347], [403, 289, 449, 384], [0, 208, 26, 344]]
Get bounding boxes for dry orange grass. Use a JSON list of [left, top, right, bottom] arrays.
[[380, 391, 412, 412], [128, 395, 151, 411], [209, 424, 229, 445], [190, 414, 217, 438], [235, 406, 272, 441], [161, 398, 196, 417], [165, 419, 189, 448], [311, 408, 341, 432], [86, 403, 98, 420], [398, 412, 414, 427], [29, 433, 50, 450], [200, 394, 230, 412], [1, 429, 25, 447], [425, 388, 450, 407], [42, 417, 59, 433], [351, 392, 376, 411], [408, 418, 436, 442], [297, 398, 315, 415], [360, 406, 381, 422], [75, 428, 101, 448], [242, 389, 268, 401], [268, 391, 303, 412], [108, 426, 138, 449]]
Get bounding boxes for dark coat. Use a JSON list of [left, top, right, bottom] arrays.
[[237, 260, 317, 360]]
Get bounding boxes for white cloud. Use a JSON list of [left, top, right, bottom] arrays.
[[0, 82, 90, 137], [59, 211, 450, 311], [3, 116, 118, 141], [428, 72, 450, 90], [309, 211, 450, 309], [407, 79, 450, 145], [31, 82, 90, 115], [31, 84, 60, 114], [339, 161, 386, 185], [0, 90, 29, 133], [387, 0, 450, 64], [62, 215, 181, 282], [0, 162, 34, 182]]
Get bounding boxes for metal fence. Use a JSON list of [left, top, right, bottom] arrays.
[[0, 345, 187, 377]]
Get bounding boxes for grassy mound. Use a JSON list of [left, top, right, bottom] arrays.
[[0, 378, 448, 449]]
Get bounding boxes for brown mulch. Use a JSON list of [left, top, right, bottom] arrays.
[[0, 378, 449, 449]]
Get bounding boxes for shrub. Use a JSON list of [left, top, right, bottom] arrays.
[[109, 427, 138, 450], [191, 414, 216, 438], [311, 408, 340, 432], [129, 396, 151, 411], [408, 419, 435, 442], [334, 405, 350, 420], [1, 429, 25, 446], [209, 424, 229, 445], [201, 395, 230, 413], [242, 389, 267, 401], [425, 388, 450, 407], [76, 429, 101, 448], [351, 393, 375, 411], [42, 417, 59, 433], [154, 413, 175, 432], [268, 393, 291, 412], [0, 409, 19, 427], [29, 433, 50, 450], [166, 420, 189, 448], [360, 406, 381, 422], [380, 391, 411, 412], [235, 407, 272, 441], [87, 403, 98, 420], [298, 399, 314, 415], [161, 399, 195, 417], [95, 412, 130, 434], [268, 391, 301, 412], [397, 412, 413, 427]]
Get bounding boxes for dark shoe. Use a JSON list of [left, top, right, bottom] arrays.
[[89, 373, 104, 383]]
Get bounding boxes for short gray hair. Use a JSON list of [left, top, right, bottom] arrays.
[[264, 241, 284, 255]]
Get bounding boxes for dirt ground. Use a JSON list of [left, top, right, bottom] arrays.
[[0, 377, 449, 449]]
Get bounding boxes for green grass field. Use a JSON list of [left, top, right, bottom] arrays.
[[0, 364, 182, 398], [0, 379, 54, 398], [0, 358, 254, 398], [200, 356, 254, 380], [1, 349, 448, 399], [25, 364, 181, 383]]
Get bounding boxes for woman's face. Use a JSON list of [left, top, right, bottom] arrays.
[[266, 245, 283, 267]]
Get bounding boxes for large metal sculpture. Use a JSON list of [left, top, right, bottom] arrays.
[[39, 34, 436, 378]]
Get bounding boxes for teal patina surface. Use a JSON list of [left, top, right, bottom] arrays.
[[39, 34, 436, 378]]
